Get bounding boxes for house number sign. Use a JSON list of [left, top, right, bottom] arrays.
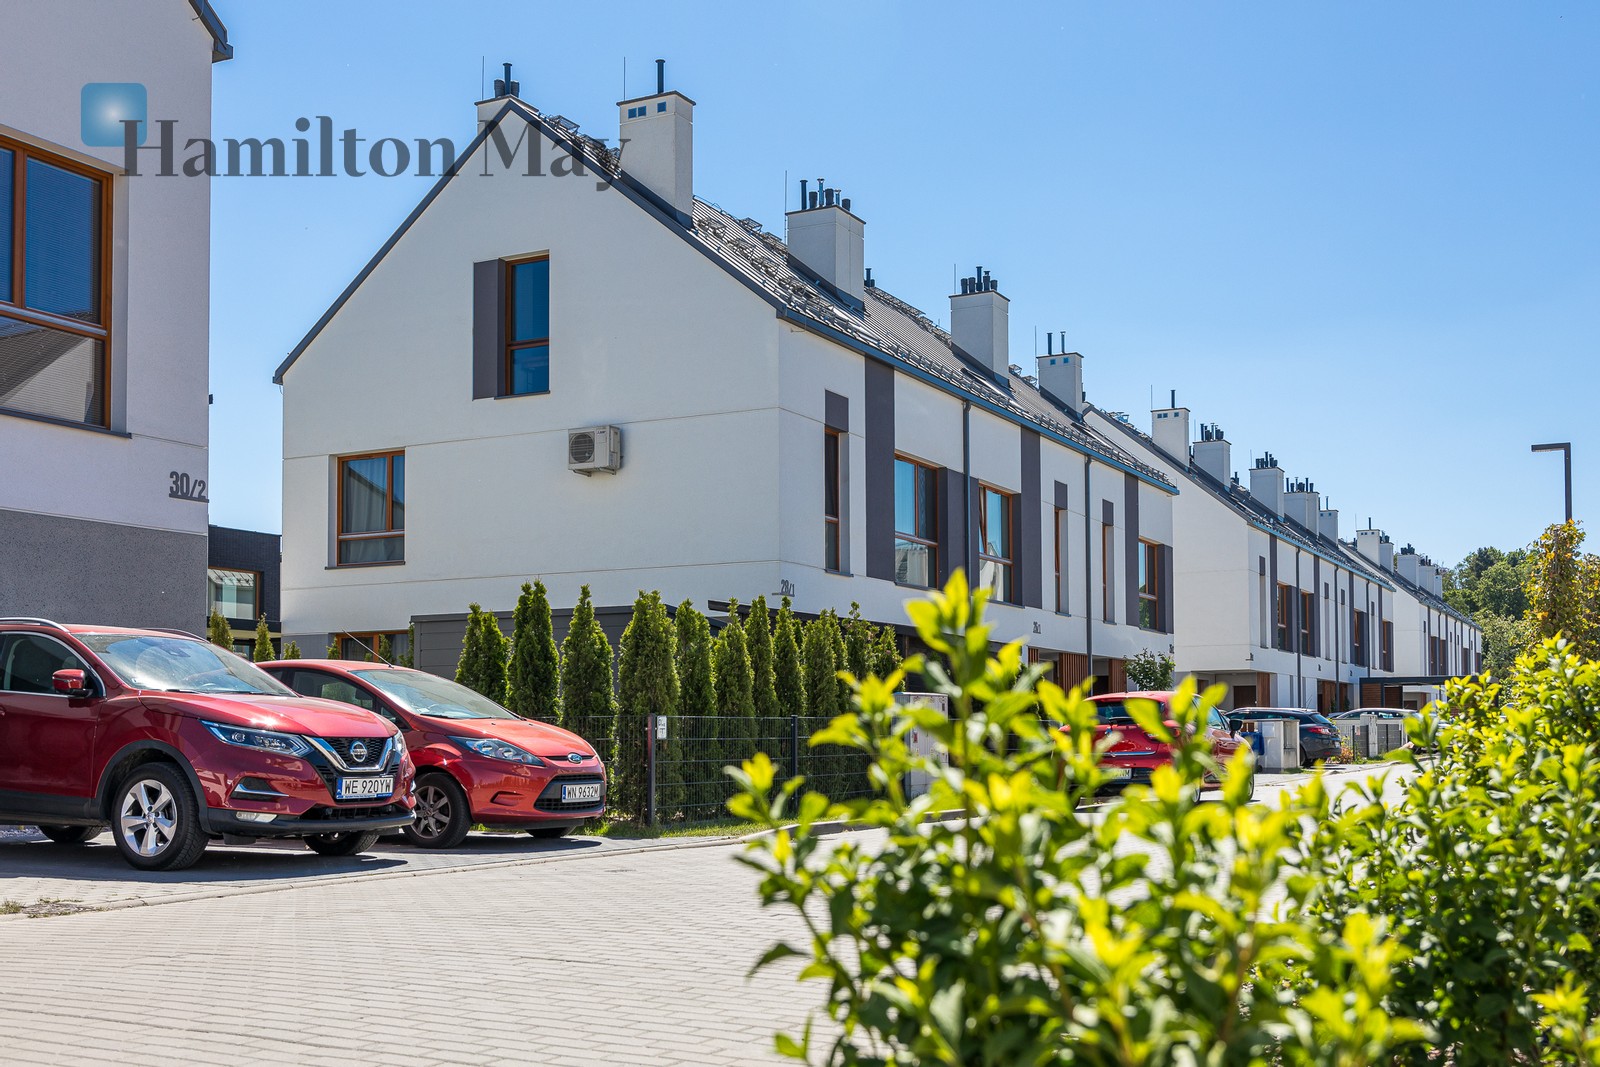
[[169, 471, 209, 502]]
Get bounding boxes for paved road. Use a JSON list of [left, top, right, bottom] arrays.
[[0, 763, 1411, 1066]]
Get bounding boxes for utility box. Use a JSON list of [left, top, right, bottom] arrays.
[[1245, 718, 1301, 773], [894, 692, 949, 799]]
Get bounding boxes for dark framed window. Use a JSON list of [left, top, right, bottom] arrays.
[[893, 455, 937, 588], [337, 451, 405, 565], [504, 256, 549, 396], [1274, 584, 1293, 651], [0, 137, 113, 429], [207, 568, 260, 622], [977, 484, 1014, 603], [823, 429, 843, 572], [1054, 507, 1068, 614], [1381, 621, 1394, 671], [1352, 610, 1369, 667], [1300, 590, 1315, 654], [1137, 539, 1162, 631]]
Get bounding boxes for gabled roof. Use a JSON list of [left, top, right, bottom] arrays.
[[274, 95, 1175, 492], [1384, 559, 1474, 625], [186, 0, 232, 62]]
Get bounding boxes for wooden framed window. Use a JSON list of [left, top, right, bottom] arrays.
[[1381, 621, 1394, 672], [1274, 583, 1293, 651], [823, 429, 843, 572], [977, 484, 1014, 603], [893, 455, 937, 588], [336, 630, 410, 663], [1299, 590, 1314, 654], [0, 136, 114, 429], [337, 451, 405, 565], [1137, 539, 1162, 631], [504, 256, 550, 396], [1352, 610, 1368, 667]]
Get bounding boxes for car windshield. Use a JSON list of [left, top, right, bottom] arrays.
[[76, 633, 294, 696], [353, 669, 516, 720], [1090, 700, 1165, 724]]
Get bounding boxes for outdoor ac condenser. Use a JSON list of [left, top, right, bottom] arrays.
[[894, 692, 949, 799], [567, 425, 622, 475]]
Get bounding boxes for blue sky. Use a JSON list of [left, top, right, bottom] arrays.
[[206, 1, 1598, 564]]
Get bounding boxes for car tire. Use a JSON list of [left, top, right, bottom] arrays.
[[525, 825, 573, 840], [403, 774, 472, 849], [38, 825, 96, 845], [1239, 765, 1257, 801], [111, 763, 208, 872], [304, 830, 382, 856]]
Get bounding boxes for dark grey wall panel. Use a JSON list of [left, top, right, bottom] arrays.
[[1123, 474, 1139, 628], [472, 259, 503, 399], [208, 524, 282, 628], [939, 468, 966, 585], [863, 362, 896, 580], [1159, 544, 1173, 635], [0, 509, 206, 631], [1020, 429, 1042, 608], [824, 390, 849, 432], [1269, 536, 1280, 643], [1054, 480, 1072, 511]]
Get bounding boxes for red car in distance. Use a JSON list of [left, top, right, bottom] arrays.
[[263, 660, 606, 848], [1085, 691, 1254, 798]]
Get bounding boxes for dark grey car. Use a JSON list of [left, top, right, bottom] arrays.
[[1227, 707, 1342, 767]]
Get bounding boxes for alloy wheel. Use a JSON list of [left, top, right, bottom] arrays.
[[119, 780, 178, 858], [414, 783, 451, 840]]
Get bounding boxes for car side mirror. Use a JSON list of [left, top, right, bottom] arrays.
[[52, 669, 91, 696], [1228, 720, 1241, 736]]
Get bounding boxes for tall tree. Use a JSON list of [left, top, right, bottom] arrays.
[[252, 615, 275, 661], [455, 604, 509, 701], [613, 590, 680, 822], [675, 600, 716, 713], [802, 615, 840, 718], [674, 600, 717, 819], [1525, 521, 1600, 660], [825, 610, 851, 711], [712, 600, 757, 764], [869, 624, 902, 685], [773, 598, 806, 717], [559, 585, 615, 739], [842, 602, 873, 682], [507, 580, 560, 721], [745, 595, 780, 720], [207, 611, 231, 649]]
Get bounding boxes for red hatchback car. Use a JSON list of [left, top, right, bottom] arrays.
[[1086, 691, 1254, 798], [263, 660, 607, 848], [0, 619, 415, 870]]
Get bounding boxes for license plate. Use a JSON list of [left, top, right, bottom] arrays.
[[561, 783, 601, 804], [1103, 767, 1132, 780], [337, 775, 395, 800]]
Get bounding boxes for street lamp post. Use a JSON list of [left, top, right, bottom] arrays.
[[1531, 442, 1573, 523]]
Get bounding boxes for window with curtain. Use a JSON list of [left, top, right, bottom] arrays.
[[505, 256, 549, 395], [823, 429, 842, 572], [977, 485, 1013, 603], [893, 456, 937, 588], [0, 139, 112, 429], [1137, 540, 1163, 631], [338, 451, 405, 565]]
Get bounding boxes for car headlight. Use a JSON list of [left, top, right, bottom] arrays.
[[203, 721, 311, 757], [450, 736, 545, 766]]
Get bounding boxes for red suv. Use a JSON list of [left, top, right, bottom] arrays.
[[1086, 691, 1254, 798], [262, 660, 606, 848], [0, 619, 415, 870]]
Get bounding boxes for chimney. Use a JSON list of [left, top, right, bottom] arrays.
[[1248, 453, 1284, 517], [1355, 526, 1384, 565], [1283, 478, 1320, 532], [618, 59, 694, 222], [1395, 543, 1424, 587], [478, 61, 522, 124], [1380, 535, 1395, 572], [1150, 392, 1190, 464], [1034, 334, 1083, 413], [1318, 507, 1340, 542], [1192, 422, 1231, 484], [950, 266, 1009, 377], [1431, 564, 1447, 598], [785, 179, 865, 305]]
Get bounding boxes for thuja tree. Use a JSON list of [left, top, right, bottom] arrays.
[[455, 604, 509, 701], [507, 580, 560, 721], [869, 625, 901, 686], [731, 572, 1425, 1065], [373, 633, 392, 664], [612, 590, 679, 823], [842, 602, 872, 682], [207, 611, 231, 649], [746, 595, 780, 720], [559, 585, 615, 742], [397, 623, 416, 668], [773, 598, 806, 717], [281, 640, 302, 660], [674, 600, 716, 819], [801, 615, 840, 718], [252, 615, 275, 661], [712, 600, 757, 767], [825, 610, 851, 711]]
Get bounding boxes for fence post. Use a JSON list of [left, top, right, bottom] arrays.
[[790, 714, 801, 780], [646, 713, 657, 827]]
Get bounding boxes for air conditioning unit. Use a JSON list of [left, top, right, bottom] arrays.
[[567, 425, 622, 475]]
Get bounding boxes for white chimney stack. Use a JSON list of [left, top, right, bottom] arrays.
[[1192, 422, 1231, 484], [1356, 526, 1384, 565], [950, 266, 1009, 378], [1318, 507, 1340, 542], [1150, 392, 1190, 463], [785, 180, 864, 305], [1283, 478, 1320, 532], [1249, 454, 1285, 516], [1035, 350, 1083, 415], [1396, 545, 1424, 586], [618, 60, 694, 222]]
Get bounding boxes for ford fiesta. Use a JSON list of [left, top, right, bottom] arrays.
[[262, 660, 606, 848], [1085, 691, 1254, 798], [0, 619, 415, 871]]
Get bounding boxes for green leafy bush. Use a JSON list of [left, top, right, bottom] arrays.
[[1123, 647, 1174, 691], [733, 573, 1424, 1065]]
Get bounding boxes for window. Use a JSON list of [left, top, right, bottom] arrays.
[[893, 456, 937, 587], [1274, 584, 1293, 651], [1300, 590, 1314, 654], [337, 630, 410, 664], [207, 568, 260, 622], [337, 451, 405, 565], [1352, 610, 1369, 667], [657, 102, 666, 112], [823, 429, 843, 572], [504, 257, 549, 396], [1102, 523, 1115, 622], [1137, 540, 1162, 631], [1054, 507, 1069, 614], [0, 633, 88, 693], [1381, 621, 1394, 672], [0, 138, 113, 429], [977, 485, 1014, 603]]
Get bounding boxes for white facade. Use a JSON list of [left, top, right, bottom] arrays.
[[277, 76, 1176, 685], [0, 1, 227, 627]]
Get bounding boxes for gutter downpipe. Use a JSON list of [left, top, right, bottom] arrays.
[[1084, 453, 1094, 687], [1294, 547, 1304, 707], [962, 402, 973, 582]]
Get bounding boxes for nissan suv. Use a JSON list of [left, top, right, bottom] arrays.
[[0, 618, 416, 870]]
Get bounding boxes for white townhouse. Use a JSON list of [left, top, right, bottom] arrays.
[[1086, 401, 1480, 712], [275, 66, 1178, 689], [0, 1, 229, 628]]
